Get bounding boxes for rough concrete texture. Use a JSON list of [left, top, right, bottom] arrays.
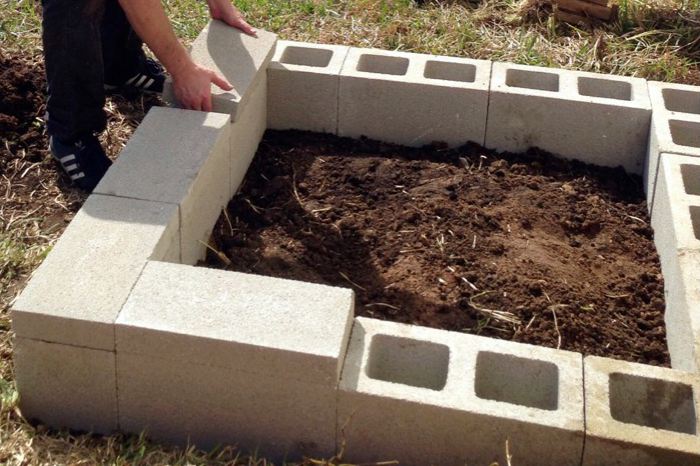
[[485, 62, 651, 174], [644, 81, 700, 210], [116, 260, 355, 385], [94, 107, 231, 265], [14, 338, 118, 434], [117, 351, 336, 460], [583, 356, 700, 465], [230, 73, 268, 199], [163, 20, 277, 120], [338, 317, 584, 466], [651, 153, 700, 371], [268, 41, 350, 133], [11, 194, 179, 350], [338, 47, 491, 147]]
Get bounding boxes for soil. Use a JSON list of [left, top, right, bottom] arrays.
[[206, 131, 670, 366]]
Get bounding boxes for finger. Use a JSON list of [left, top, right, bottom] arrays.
[[189, 97, 202, 112], [212, 72, 234, 91], [202, 93, 213, 113], [236, 19, 257, 37]]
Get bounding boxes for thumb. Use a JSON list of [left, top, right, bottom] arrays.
[[211, 72, 234, 92]]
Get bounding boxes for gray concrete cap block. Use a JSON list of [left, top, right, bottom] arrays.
[[268, 40, 350, 133], [485, 62, 651, 174], [583, 356, 700, 465], [338, 317, 584, 465], [182, 20, 276, 119], [12, 194, 179, 350], [116, 261, 354, 385], [14, 338, 118, 434], [117, 352, 336, 460], [339, 47, 491, 147]]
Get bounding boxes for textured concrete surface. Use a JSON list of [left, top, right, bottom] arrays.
[[651, 153, 700, 371], [230, 74, 268, 199], [94, 108, 231, 265], [268, 41, 350, 133], [116, 261, 355, 385], [583, 356, 700, 465], [339, 47, 491, 147], [12, 194, 179, 350], [163, 20, 277, 120], [117, 352, 336, 460], [14, 338, 118, 434], [338, 317, 583, 466], [485, 62, 651, 174], [645, 81, 700, 211]]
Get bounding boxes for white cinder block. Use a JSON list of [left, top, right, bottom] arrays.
[[339, 48, 491, 147], [268, 41, 350, 133], [95, 108, 230, 265], [645, 81, 700, 211], [338, 318, 584, 466], [651, 153, 700, 371], [230, 73, 268, 199], [14, 338, 117, 434], [163, 20, 277, 120], [583, 356, 700, 465], [11, 195, 179, 350], [117, 352, 336, 460], [485, 62, 651, 174], [116, 261, 354, 386]]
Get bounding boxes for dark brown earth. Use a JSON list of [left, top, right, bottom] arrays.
[[206, 130, 670, 366]]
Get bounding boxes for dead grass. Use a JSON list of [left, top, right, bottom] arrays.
[[1, 0, 699, 464]]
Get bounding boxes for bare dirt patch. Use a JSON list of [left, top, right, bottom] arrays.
[[206, 130, 669, 366]]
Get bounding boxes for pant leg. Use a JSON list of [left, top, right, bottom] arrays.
[[101, 0, 146, 85], [42, 0, 107, 141]]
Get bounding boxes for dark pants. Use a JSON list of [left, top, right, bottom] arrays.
[[42, 0, 145, 141]]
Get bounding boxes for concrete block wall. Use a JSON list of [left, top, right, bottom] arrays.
[[645, 81, 700, 211], [338, 47, 491, 147], [485, 62, 652, 174]]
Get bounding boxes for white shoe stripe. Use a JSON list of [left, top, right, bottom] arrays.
[[134, 75, 148, 88], [143, 78, 155, 89], [70, 172, 86, 181], [59, 154, 76, 163], [64, 163, 79, 172], [125, 74, 140, 86]]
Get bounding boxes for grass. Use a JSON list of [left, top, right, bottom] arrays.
[[0, 0, 699, 464]]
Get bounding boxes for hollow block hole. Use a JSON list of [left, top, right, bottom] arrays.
[[609, 372, 697, 435], [475, 351, 559, 410], [280, 46, 333, 68], [681, 164, 700, 196], [424, 60, 476, 83], [366, 334, 449, 390], [578, 77, 632, 101], [691, 206, 700, 241], [505, 69, 559, 92], [670, 120, 700, 148], [357, 54, 409, 76], [663, 88, 700, 115]]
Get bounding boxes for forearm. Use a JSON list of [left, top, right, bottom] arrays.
[[117, 0, 193, 77]]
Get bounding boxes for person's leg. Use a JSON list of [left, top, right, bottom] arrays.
[[42, 0, 107, 141]]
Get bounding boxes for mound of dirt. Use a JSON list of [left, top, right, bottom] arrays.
[[206, 131, 669, 366]]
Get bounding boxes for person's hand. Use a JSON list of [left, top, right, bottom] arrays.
[[172, 60, 233, 112], [206, 0, 257, 36]]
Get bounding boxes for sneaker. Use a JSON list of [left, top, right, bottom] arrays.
[[104, 57, 165, 95], [50, 134, 112, 192]]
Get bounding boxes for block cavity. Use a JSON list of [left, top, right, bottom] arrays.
[[339, 47, 491, 147]]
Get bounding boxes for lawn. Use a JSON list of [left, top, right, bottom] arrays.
[[1, 0, 699, 464]]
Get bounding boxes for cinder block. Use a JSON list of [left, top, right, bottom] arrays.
[[268, 41, 350, 133], [644, 81, 700, 210], [163, 20, 277, 120], [14, 337, 117, 434], [95, 107, 231, 265], [651, 153, 700, 371], [338, 317, 584, 466], [338, 48, 491, 147], [117, 352, 336, 460], [116, 261, 354, 385], [11, 194, 179, 350], [583, 356, 700, 465], [485, 62, 651, 174], [230, 73, 268, 199]]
